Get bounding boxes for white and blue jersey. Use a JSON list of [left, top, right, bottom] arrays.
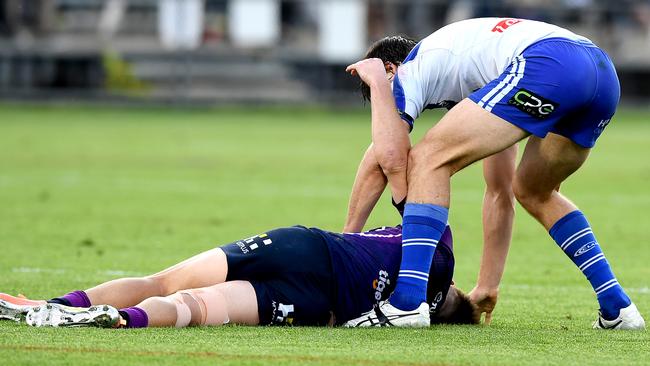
[[394, 18, 619, 147]]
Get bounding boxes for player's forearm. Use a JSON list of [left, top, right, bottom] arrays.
[[476, 189, 516, 290], [476, 147, 517, 291], [368, 78, 410, 203], [374, 148, 408, 204], [344, 145, 388, 232]]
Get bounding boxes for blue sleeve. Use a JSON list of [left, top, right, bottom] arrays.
[[393, 72, 414, 132], [398, 111, 414, 132]]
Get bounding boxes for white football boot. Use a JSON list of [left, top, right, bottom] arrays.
[[593, 303, 645, 330], [0, 293, 46, 322], [26, 303, 119, 328], [344, 301, 430, 327], [0, 299, 34, 322]]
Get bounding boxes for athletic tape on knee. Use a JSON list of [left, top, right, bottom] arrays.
[[170, 289, 229, 327], [193, 288, 230, 326], [170, 293, 192, 328]]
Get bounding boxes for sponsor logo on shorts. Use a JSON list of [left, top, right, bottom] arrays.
[[492, 18, 522, 33], [574, 241, 597, 257], [237, 233, 272, 253], [236, 241, 249, 254], [594, 118, 611, 137], [508, 89, 558, 119], [271, 301, 295, 325], [373, 270, 391, 302], [429, 291, 444, 313]]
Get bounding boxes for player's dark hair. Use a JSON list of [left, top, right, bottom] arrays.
[[431, 287, 480, 325], [360, 35, 418, 102]]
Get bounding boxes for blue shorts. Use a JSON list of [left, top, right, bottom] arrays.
[[469, 38, 620, 148]]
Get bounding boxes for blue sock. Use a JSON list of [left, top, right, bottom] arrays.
[[549, 210, 631, 320], [391, 203, 448, 311]]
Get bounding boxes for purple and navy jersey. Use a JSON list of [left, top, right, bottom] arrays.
[[310, 225, 454, 324]]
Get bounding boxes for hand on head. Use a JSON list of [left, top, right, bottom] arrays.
[[345, 58, 392, 88]]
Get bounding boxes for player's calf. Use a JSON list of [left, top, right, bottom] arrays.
[[549, 210, 643, 325]]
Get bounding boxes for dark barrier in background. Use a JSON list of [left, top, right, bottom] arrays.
[[1, 0, 649, 105]]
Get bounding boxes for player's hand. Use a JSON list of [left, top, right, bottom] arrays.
[[346, 58, 390, 88], [468, 286, 498, 325]]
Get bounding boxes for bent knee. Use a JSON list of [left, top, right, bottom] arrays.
[[485, 184, 516, 209], [408, 142, 458, 176], [513, 178, 550, 210], [512, 177, 531, 205], [143, 275, 174, 296], [169, 289, 229, 327]]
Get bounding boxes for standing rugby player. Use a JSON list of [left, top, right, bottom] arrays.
[[345, 17, 645, 329]]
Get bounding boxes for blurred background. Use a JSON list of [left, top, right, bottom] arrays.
[[1, 4, 649, 350], [1, 0, 650, 106]]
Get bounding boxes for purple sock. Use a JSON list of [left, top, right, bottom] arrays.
[[119, 307, 149, 328], [50, 290, 92, 308]]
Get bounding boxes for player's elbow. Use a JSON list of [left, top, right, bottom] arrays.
[[485, 183, 516, 210], [375, 147, 408, 177]]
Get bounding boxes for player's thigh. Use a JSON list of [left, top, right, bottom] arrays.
[[146, 226, 327, 295], [147, 248, 228, 295], [208, 281, 259, 325], [411, 99, 528, 175], [514, 133, 590, 197]]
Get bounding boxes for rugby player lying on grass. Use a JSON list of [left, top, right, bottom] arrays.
[[0, 203, 478, 328]]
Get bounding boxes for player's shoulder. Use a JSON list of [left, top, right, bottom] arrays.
[[403, 19, 504, 60], [424, 17, 579, 40], [416, 18, 503, 53], [424, 17, 503, 38]]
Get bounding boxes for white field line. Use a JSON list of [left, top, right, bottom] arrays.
[[11, 267, 146, 277], [502, 283, 650, 294]]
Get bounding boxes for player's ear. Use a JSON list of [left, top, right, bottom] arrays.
[[384, 61, 398, 80]]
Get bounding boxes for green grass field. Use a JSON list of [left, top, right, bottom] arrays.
[[0, 104, 648, 365]]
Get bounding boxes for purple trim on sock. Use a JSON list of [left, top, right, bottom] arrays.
[[60, 290, 92, 308], [121, 307, 149, 328]]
